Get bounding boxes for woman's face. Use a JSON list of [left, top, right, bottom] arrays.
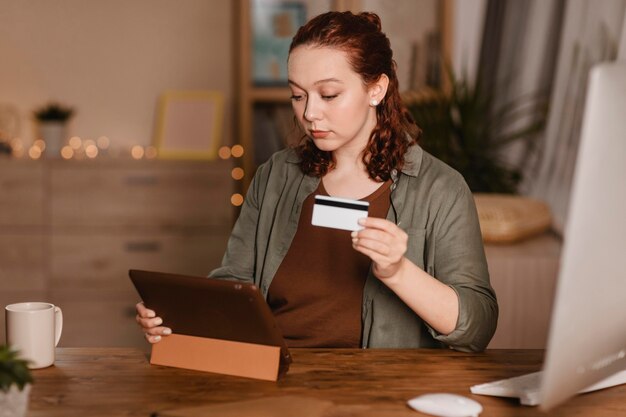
[[288, 45, 378, 155]]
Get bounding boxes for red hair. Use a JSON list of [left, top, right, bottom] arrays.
[[289, 11, 420, 181]]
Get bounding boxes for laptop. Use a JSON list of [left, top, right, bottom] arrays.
[[128, 269, 292, 377]]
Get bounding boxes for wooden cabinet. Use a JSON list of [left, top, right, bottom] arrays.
[[0, 161, 45, 227], [485, 233, 562, 349], [49, 161, 232, 229], [0, 161, 48, 345], [0, 234, 46, 292], [0, 159, 233, 349]]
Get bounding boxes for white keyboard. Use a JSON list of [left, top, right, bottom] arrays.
[[471, 369, 626, 406], [471, 371, 542, 406]]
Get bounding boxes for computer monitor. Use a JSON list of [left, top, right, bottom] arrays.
[[539, 61, 626, 410]]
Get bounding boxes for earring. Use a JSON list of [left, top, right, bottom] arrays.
[[370, 99, 378, 107]]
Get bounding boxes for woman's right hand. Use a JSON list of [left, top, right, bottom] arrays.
[[135, 302, 172, 343]]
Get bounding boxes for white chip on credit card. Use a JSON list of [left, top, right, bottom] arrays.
[[311, 195, 369, 231]]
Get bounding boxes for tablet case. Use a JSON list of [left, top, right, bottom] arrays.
[[129, 269, 291, 381]]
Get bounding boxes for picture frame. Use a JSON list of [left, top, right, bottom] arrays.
[[154, 91, 224, 160], [252, 1, 307, 85]]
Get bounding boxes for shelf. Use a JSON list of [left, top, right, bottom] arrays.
[[401, 87, 445, 105], [250, 87, 292, 102], [249, 86, 444, 105]]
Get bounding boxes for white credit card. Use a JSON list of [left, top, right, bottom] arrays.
[[311, 195, 369, 231]]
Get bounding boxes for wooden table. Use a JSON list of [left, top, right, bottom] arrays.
[[27, 348, 625, 417]]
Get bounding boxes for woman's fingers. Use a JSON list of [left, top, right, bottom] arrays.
[[352, 218, 407, 256], [141, 323, 172, 344], [136, 314, 164, 329], [352, 217, 408, 278], [136, 301, 155, 318], [353, 235, 391, 255], [353, 228, 390, 245], [357, 217, 398, 233], [135, 302, 172, 343]]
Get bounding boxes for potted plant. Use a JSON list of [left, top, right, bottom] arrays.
[[33, 102, 74, 157], [407, 73, 548, 194], [0, 345, 33, 417], [407, 73, 553, 243]]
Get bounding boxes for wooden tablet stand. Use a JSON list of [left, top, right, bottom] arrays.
[[150, 333, 284, 381]]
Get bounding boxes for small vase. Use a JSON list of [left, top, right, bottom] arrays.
[[38, 121, 67, 157], [0, 384, 31, 417]]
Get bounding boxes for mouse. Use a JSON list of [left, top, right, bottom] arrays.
[[407, 393, 483, 417]]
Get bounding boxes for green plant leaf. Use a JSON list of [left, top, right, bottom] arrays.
[[0, 345, 33, 392], [407, 71, 547, 194]]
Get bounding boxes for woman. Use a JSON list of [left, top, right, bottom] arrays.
[[137, 11, 498, 351]]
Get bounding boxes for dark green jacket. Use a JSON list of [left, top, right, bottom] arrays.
[[209, 144, 498, 351]]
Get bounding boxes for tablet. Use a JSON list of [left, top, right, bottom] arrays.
[[128, 269, 291, 371]]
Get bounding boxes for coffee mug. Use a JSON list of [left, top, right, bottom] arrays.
[[5, 302, 63, 369]]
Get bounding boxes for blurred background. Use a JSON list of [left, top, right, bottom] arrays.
[[1, 0, 625, 350]]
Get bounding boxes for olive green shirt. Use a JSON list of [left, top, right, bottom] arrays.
[[209, 144, 498, 351]]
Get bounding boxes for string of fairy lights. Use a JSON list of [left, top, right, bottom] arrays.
[[5, 137, 247, 207], [7, 136, 158, 161], [218, 144, 245, 207]]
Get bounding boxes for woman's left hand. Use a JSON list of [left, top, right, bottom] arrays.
[[351, 217, 408, 280]]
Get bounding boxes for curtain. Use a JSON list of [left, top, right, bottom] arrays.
[[478, 0, 626, 233], [476, 0, 565, 194], [620, 12, 626, 59], [530, 0, 626, 233]]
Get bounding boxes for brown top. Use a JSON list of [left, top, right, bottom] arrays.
[[268, 179, 392, 347]]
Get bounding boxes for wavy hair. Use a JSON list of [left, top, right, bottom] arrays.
[[289, 11, 421, 180]]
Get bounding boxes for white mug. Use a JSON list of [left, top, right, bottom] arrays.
[[5, 302, 63, 369]]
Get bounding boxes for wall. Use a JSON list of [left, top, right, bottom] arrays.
[[361, 0, 438, 92], [617, 13, 626, 62], [452, 0, 486, 83], [0, 0, 232, 148]]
